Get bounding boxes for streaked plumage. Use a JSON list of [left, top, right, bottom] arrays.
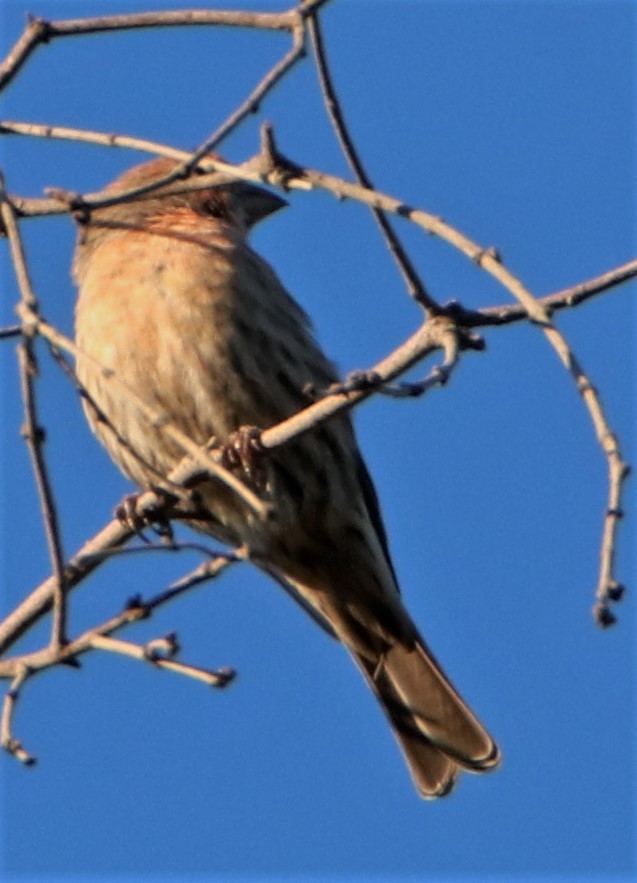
[[73, 158, 499, 797]]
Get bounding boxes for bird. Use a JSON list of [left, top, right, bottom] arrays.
[[73, 156, 500, 797]]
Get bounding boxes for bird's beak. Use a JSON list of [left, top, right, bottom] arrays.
[[233, 182, 288, 228]]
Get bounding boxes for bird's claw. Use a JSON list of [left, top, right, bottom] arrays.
[[115, 492, 175, 543], [115, 493, 145, 532], [221, 425, 267, 490]]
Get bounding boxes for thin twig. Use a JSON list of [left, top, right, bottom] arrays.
[[306, 12, 440, 314], [90, 635, 235, 687], [0, 6, 312, 93], [184, 20, 306, 161], [0, 554, 237, 679], [321, 323, 466, 399], [1, 665, 35, 764], [0, 118, 193, 163], [260, 315, 467, 449], [0, 175, 68, 649], [144, 552, 243, 611], [477, 257, 637, 325]]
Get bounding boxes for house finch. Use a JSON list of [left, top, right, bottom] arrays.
[[73, 157, 499, 797]]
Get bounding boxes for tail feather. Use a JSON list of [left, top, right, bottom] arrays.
[[383, 640, 499, 769], [352, 638, 499, 798], [272, 564, 499, 797]]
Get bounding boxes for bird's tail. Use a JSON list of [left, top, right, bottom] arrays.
[[350, 635, 500, 798], [265, 540, 499, 797]]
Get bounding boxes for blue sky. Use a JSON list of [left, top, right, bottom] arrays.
[[0, 1, 634, 880]]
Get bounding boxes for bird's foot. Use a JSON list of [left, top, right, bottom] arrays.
[[221, 425, 267, 491], [115, 490, 176, 543]]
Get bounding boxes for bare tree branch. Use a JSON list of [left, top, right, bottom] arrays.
[[0, 4, 331, 92], [0, 2, 631, 767], [0, 175, 68, 649], [1, 664, 35, 765], [306, 12, 439, 314]]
